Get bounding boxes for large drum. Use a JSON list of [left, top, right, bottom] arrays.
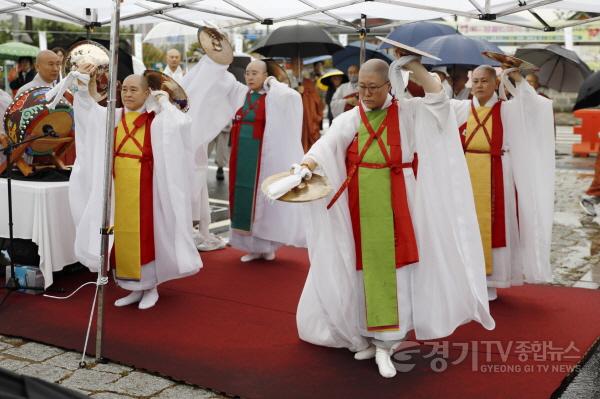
[[1, 86, 74, 175]]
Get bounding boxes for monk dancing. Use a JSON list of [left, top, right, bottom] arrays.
[[67, 65, 201, 309], [184, 57, 305, 262], [450, 65, 554, 300], [293, 55, 494, 378]]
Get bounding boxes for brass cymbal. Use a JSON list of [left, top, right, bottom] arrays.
[[376, 36, 442, 61], [143, 70, 189, 113], [198, 26, 233, 65], [64, 40, 110, 103], [264, 59, 291, 87], [482, 51, 538, 71], [261, 171, 332, 203]]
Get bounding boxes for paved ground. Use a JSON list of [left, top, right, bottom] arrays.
[[1, 122, 599, 398]]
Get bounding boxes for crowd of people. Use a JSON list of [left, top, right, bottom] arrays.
[[1, 38, 559, 378]]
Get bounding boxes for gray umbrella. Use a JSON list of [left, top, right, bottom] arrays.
[[515, 44, 592, 93]]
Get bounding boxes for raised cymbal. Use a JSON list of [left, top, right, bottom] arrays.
[[198, 27, 233, 65], [261, 171, 332, 203], [482, 51, 538, 71], [376, 36, 442, 61]]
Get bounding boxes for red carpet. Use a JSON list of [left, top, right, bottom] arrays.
[[1, 246, 599, 399]]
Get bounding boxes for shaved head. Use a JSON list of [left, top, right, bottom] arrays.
[[247, 60, 267, 74], [37, 50, 59, 64], [473, 64, 497, 80], [36, 50, 61, 83], [358, 59, 391, 110], [123, 74, 148, 90], [166, 48, 182, 70], [166, 48, 181, 57], [359, 59, 389, 83], [245, 60, 268, 91]]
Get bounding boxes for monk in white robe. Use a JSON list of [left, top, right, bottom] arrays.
[[183, 57, 305, 262], [330, 64, 359, 119], [163, 49, 185, 85], [294, 56, 494, 378], [16, 50, 60, 96], [66, 66, 201, 309], [450, 65, 554, 300]]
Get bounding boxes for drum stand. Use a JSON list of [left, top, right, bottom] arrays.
[[0, 130, 57, 295]]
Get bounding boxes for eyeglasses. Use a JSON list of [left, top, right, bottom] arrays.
[[358, 81, 390, 93]]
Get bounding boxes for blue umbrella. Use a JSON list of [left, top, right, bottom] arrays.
[[416, 34, 504, 67], [303, 55, 332, 65], [379, 21, 457, 49], [333, 41, 392, 73]]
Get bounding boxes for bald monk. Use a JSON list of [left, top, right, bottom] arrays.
[[16, 50, 61, 95], [67, 67, 201, 309], [450, 65, 554, 301], [163, 48, 185, 85], [183, 57, 306, 262], [293, 56, 494, 378]]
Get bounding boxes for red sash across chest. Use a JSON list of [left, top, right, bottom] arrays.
[[459, 101, 507, 248], [329, 101, 419, 269]]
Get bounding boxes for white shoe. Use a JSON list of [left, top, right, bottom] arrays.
[[375, 347, 397, 378], [114, 291, 143, 307], [138, 287, 159, 310], [487, 287, 498, 301], [196, 234, 227, 252], [354, 345, 376, 360], [262, 252, 275, 261], [241, 253, 262, 262]]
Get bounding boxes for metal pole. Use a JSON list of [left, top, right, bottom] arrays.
[[359, 14, 366, 66], [95, 0, 121, 363]]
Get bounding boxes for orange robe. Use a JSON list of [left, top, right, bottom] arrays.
[[301, 78, 323, 152]]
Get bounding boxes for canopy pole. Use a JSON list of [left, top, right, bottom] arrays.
[[359, 14, 367, 66], [95, 0, 121, 363]]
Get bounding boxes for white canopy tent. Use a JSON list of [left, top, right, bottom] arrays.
[[1, 1, 600, 31]]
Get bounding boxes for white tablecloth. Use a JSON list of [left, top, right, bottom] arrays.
[[0, 178, 76, 288]]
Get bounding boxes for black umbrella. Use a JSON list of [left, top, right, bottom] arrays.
[[573, 71, 600, 111], [515, 44, 592, 93], [249, 24, 343, 59]]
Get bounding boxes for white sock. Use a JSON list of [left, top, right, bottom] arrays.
[[354, 345, 376, 360], [375, 347, 397, 378], [138, 287, 159, 310], [262, 252, 276, 261], [114, 290, 143, 307], [241, 253, 262, 262]]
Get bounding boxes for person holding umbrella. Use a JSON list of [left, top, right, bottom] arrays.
[[450, 63, 555, 301], [330, 64, 359, 118], [183, 42, 306, 263]]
